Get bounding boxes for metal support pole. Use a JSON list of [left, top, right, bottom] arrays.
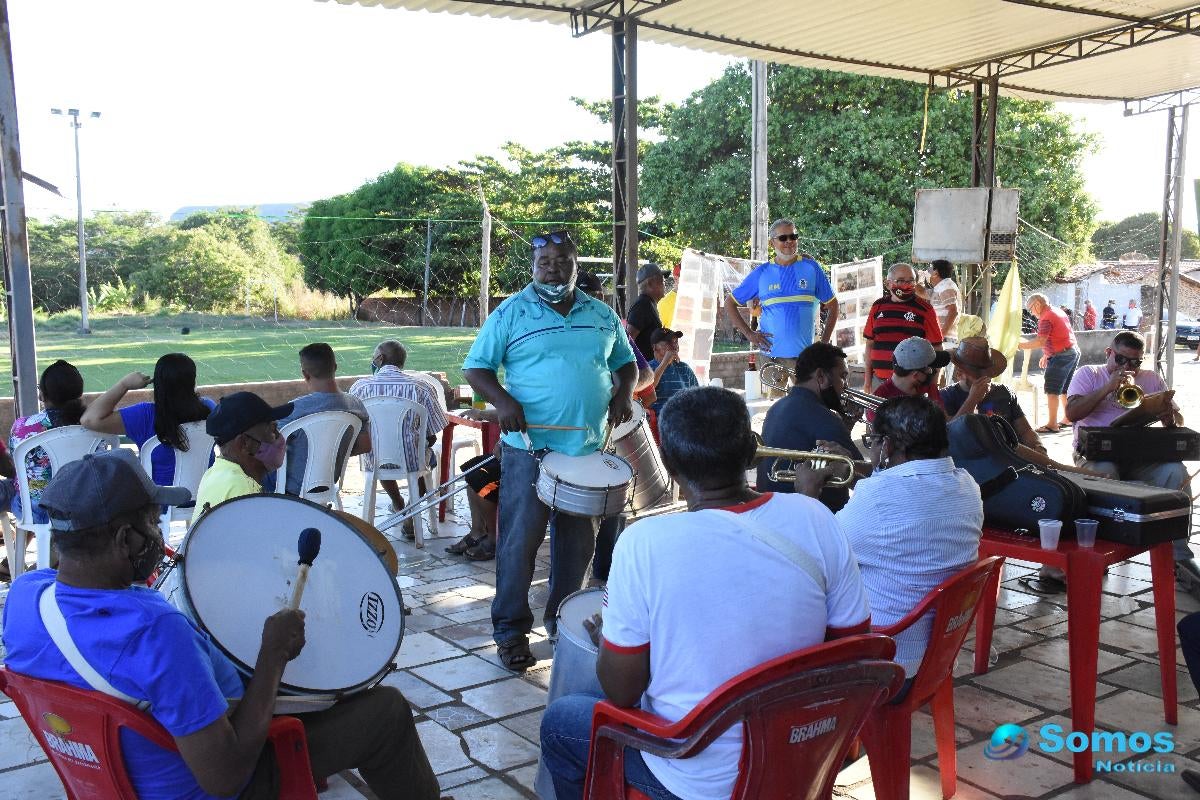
[[1154, 105, 1189, 386], [71, 117, 89, 334], [623, 20, 639, 309], [980, 76, 998, 329], [422, 218, 432, 326], [611, 21, 629, 314], [479, 192, 491, 325], [0, 0, 38, 414], [750, 59, 769, 262]]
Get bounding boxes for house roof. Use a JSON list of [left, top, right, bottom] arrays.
[[1056, 259, 1200, 284]]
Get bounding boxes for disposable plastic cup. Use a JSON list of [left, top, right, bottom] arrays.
[[1075, 519, 1099, 549], [709, 378, 724, 388], [1038, 519, 1063, 550]]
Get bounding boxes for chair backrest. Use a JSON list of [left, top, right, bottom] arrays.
[[586, 634, 903, 800], [883, 555, 1005, 706], [362, 395, 430, 474], [12, 427, 120, 527], [275, 410, 362, 498], [138, 420, 216, 503], [0, 668, 175, 800]]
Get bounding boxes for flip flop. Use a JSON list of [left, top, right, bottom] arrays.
[[498, 638, 536, 672], [1017, 574, 1065, 595], [1034, 424, 1061, 435]]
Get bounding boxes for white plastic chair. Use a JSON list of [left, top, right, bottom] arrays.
[[8, 426, 119, 579], [138, 420, 216, 539], [359, 395, 438, 548], [274, 410, 362, 510]]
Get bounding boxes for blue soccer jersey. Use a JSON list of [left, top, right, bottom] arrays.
[[730, 258, 834, 358]]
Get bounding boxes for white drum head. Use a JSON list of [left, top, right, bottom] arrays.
[[179, 494, 404, 695], [541, 451, 633, 486], [611, 402, 646, 441], [557, 588, 603, 655]]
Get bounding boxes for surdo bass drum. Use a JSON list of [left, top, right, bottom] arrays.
[[159, 494, 404, 706]]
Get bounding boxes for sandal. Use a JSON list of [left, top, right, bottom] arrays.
[[1017, 574, 1065, 595], [464, 540, 496, 561], [1034, 424, 1061, 435], [445, 533, 483, 556], [497, 638, 536, 672]]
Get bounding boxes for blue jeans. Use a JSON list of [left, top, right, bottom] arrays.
[[492, 444, 597, 645], [592, 515, 625, 583], [1180, 613, 1200, 694], [540, 692, 681, 800]]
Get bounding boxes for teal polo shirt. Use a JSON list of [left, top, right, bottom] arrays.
[[463, 284, 635, 456]]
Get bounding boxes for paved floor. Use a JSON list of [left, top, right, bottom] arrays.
[[2, 350, 1200, 799]]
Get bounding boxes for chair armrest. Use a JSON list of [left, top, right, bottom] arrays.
[[591, 700, 677, 738], [268, 716, 317, 799]]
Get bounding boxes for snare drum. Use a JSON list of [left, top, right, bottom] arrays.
[[611, 403, 671, 512], [536, 451, 632, 517], [165, 494, 405, 699], [536, 587, 604, 800]]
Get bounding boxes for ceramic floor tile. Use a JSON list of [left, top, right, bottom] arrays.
[[461, 678, 548, 719], [1021, 639, 1134, 675], [972, 660, 1101, 713], [507, 763, 540, 793], [461, 722, 541, 770], [0, 716, 44, 771], [949, 741, 1078, 797], [444, 776, 535, 799], [1098, 618, 1165, 655], [949, 684, 1043, 734], [437, 621, 496, 650], [393, 631, 467, 668], [413, 654, 512, 691], [443, 605, 493, 624], [415, 719, 472, 775], [1103, 660, 1198, 702], [425, 703, 495, 731], [4, 761, 70, 799], [1104, 752, 1200, 800], [1096, 689, 1200, 753], [840, 762, 1002, 800], [500, 708, 545, 744], [437, 765, 489, 791], [1053, 779, 1157, 800], [379, 669, 453, 710]]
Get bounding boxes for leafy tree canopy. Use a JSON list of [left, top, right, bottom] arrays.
[[1090, 211, 1200, 261]]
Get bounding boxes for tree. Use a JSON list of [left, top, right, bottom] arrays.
[[1091, 211, 1200, 261], [640, 63, 1098, 288]]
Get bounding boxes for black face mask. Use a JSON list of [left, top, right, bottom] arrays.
[[819, 384, 843, 411], [127, 526, 164, 584]]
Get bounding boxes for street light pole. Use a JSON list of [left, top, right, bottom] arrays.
[[51, 107, 100, 334]]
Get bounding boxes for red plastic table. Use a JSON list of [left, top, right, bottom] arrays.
[[438, 412, 501, 522], [973, 527, 1177, 783]]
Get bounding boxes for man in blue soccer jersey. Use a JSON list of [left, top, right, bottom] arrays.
[[723, 218, 839, 397]]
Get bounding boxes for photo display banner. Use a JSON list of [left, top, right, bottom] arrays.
[[830, 256, 884, 364]]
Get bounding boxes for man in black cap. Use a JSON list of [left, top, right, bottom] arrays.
[[626, 263, 670, 360], [192, 391, 293, 522], [647, 328, 699, 417], [1, 449, 438, 799]]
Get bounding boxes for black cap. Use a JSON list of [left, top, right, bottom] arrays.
[[206, 391, 293, 445], [636, 264, 669, 284], [41, 450, 191, 532], [649, 328, 684, 346]]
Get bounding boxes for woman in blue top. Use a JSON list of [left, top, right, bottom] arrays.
[[81, 353, 215, 486]]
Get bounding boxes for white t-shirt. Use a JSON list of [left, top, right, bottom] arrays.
[[602, 493, 870, 800], [1124, 306, 1143, 328], [930, 278, 960, 334]]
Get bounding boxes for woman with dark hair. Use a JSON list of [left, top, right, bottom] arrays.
[[8, 359, 84, 524], [81, 353, 214, 486]]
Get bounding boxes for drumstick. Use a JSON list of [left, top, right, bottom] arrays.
[[526, 424, 588, 431], [288, 528, 322, 610]]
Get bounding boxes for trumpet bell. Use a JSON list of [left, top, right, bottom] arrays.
[[1116, 382, 1143, 409]]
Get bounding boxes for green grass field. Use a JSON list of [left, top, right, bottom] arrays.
[[0, 314, 481, 398]]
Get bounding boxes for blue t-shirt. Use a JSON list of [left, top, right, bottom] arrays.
[[120, 399, 216, 487], [731, 258, 835, 358], [648, 359, 699, 416], [1, 570, 245, 800]]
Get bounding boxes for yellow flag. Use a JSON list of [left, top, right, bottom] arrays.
[[658, 290, 677, 328], [992, 260, 1024, 361]]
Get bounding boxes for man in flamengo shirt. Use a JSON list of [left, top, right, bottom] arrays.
[[862, 262, 943, 391], [723, 218, 839, 397]]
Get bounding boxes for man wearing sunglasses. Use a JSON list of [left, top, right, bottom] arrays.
[[463, 230, 637, 671], [723, 218, 839, 398], [862, 262, 944, 392], [1056, 330, 1198, 595]]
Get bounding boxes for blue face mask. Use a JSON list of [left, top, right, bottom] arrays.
[[532, 279, 575, 304], [370, 361, 380, 374]]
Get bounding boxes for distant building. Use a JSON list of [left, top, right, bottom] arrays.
[[1030, 259, 1200, 326]]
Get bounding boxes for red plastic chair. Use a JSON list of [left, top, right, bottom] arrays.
[[858, 556, 1005, 800], [0, 668, 318, 800], [581, 633, 904, 800]]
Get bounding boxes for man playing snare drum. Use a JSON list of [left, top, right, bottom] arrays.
[[1, 450, 438, 799], [464, 230, 637, 671], [540, 387, 870, 799]]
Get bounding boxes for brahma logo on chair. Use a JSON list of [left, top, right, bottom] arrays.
[[40, 713, 100, 766], [788, 715, 838, 744]]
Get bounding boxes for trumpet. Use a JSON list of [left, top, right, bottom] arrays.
[[758, 361, 793, 392], [755, 444, 857, 487], [1116, 378, 1143, 409], [841, 388, 886, 414]]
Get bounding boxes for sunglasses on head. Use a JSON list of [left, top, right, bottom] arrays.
[[532, 231, 572, 249], [774, 233, 800, 242]]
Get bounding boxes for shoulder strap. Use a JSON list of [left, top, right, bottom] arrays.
[[38, 583, 150, 711], [709, 509, 826, 593]]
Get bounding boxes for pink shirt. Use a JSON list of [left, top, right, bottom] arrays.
[[1037, 306, 1077, 356], [1066, 364, 1169, 446]]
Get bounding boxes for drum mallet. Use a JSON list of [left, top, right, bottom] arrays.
[[288, 528, 322, 610]]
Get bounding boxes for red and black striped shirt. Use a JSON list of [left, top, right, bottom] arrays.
[[862, 296, 943, 379]]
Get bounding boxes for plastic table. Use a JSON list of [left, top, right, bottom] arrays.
[[438, 412, 501, 522], [973, 526, 1178, 783]]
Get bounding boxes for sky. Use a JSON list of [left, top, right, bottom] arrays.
[[10, 0, 1199, 235]]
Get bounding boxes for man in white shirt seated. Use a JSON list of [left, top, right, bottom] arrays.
[[540, 386, 870, 800], [796, 395, 982, 686]]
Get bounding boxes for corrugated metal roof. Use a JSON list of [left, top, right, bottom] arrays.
[[323, 0, 1200, 101]]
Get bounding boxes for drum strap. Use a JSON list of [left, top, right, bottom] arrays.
[[38, 584, 151, 711], [709, 510, 827, 593]]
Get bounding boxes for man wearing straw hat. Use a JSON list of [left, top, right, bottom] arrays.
[[941, 337, 1044, 452]]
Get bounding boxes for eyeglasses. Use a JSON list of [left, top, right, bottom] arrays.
[[890, 278, 916, 286], [531, 231, 572, 249], [892, 365, 932, 378], [1113, 353, 1143, 368], [773, 233, 800, 242]]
